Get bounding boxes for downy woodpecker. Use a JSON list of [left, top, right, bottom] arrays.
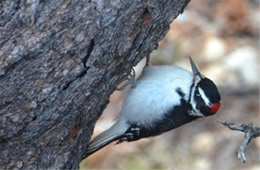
[[86, 57, 221, 156]]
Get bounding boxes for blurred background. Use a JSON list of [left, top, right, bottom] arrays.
[[81, 0, 259, 169]]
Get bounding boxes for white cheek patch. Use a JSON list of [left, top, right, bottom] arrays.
[[198, 87, 211, 105], [189, 85, 199, 114]]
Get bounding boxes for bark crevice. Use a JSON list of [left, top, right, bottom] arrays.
[[0, 0, 190, 169]]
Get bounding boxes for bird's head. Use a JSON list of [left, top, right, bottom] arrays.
[[189, 57, 221, 117]]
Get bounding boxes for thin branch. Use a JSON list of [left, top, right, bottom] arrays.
[[218, 121, 260, 163]]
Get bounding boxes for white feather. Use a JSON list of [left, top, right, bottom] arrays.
[[118, 66, 193, 128], [198, 87, 210, 105], [87, 66, 194, 155]]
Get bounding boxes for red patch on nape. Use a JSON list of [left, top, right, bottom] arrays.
[[209, 103, 221, 113]]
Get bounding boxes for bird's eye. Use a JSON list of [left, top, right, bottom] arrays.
[[208, 103, 221, 113]]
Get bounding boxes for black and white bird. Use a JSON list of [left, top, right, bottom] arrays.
[[87, 57, 221, 156]]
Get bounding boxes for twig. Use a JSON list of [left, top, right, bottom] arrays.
[[218, 121, 260, 163]]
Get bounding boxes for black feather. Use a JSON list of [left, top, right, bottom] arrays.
[[198, 78, 221, 103], [120, 99, 197, 142], [194, 77, 221, 116]]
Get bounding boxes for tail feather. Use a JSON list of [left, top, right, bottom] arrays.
[[86, 121, 127, 156]]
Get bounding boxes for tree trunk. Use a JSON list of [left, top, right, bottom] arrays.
[[0, 0, 190, 169]]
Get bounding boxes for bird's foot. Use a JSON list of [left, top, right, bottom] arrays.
[[117, 67, 136, 91]]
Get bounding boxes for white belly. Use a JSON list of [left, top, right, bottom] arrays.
[[118, 66, 193, 128]]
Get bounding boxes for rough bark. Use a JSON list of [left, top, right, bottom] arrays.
[[0, 0, 190, 169]]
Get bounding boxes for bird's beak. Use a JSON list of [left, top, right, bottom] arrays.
[[189, 56, 201, 77]]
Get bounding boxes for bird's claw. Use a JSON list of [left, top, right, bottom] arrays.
[[117, 67, 136, 91]]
